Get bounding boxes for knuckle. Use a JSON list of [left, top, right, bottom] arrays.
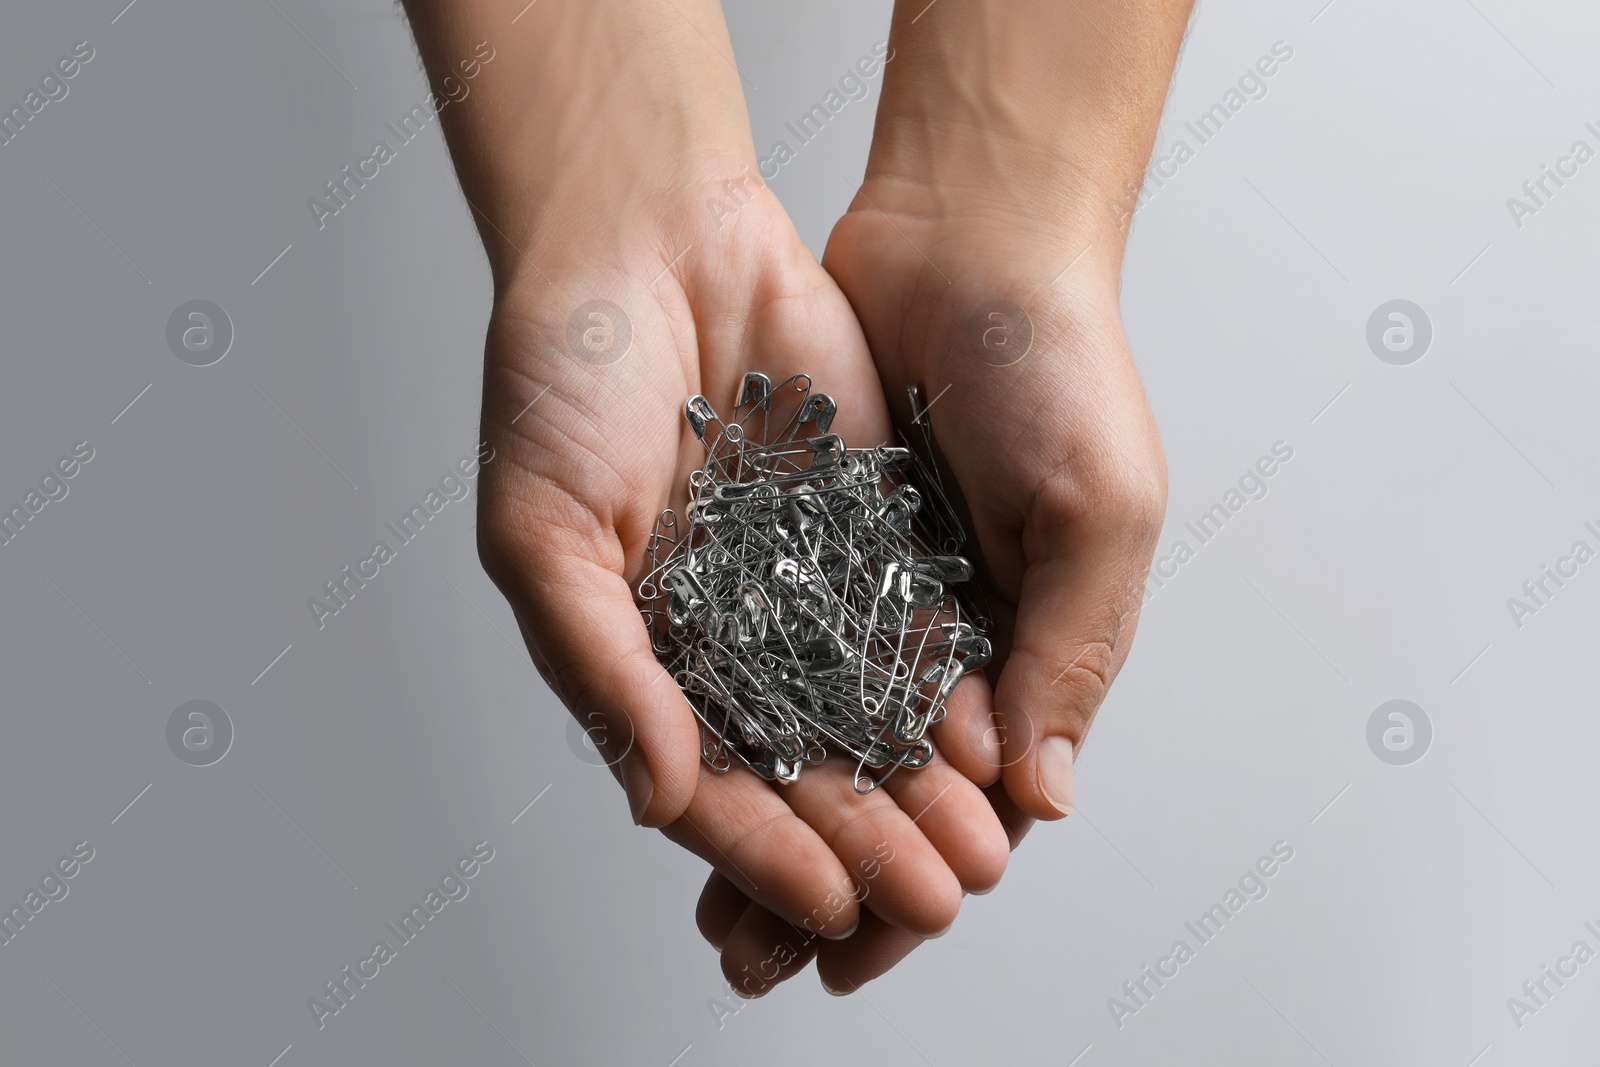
[[1097, 467, 1167, 537], [474, 486, 533, 582], [1031, 455, 1166, 543], [1051, 639, 1116, 713], [474, 515, 517, 587], [822, 803, 896, 856], [1072, 639, 1117, 688]]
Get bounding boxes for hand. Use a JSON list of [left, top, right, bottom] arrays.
[[694, 781, 1035, 996], [477, 175, 1011, 948], [690, 0, 1190, 989], [826, 185, 1170, 814], [401, 0, 1014, 963], [690, 175, 1167, 996]]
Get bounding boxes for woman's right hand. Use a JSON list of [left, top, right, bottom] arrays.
[[402, 0, 1012, 966]]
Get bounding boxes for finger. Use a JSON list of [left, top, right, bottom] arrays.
[[818, 786, 1037, 992], [661, 762, 862, 940], [879, 751, 1008, 895], [927, 669, 1002, 786], [695, 871, 750, 952], [719, 901, 822, 999], [716, 782, 1033, 995], [708, 894, 927, 997], [993, 504, 1155, 821], [815, 910, 925, 996], [983, 778, 1037, 854], [780, 759, 964, 938], [479, 498, 703, 828]]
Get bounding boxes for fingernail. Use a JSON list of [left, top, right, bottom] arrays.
[[619, 748, 654, 826], [1037, 736, 1075, 816], [821, 976, 854, 996]]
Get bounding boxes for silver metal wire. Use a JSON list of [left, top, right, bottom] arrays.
[[640, 373, 991, 793]]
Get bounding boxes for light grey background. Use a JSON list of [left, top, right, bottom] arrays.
[[2, 0, 1596, 1064]]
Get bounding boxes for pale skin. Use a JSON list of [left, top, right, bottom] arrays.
[[401, 0, 1192, 995]]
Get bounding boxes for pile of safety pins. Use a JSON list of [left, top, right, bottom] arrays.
[[640, 372, 991, 794]]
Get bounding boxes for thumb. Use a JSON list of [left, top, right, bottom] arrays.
[[480, 518, 702, 829], [992, 495, 1158, 821]]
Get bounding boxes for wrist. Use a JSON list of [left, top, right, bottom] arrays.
[[485, 137, 754, 298], [415, 0, 757, 291], [850, 166, 1132, 282], [862, 0, 1191, 260], [826, 188, 1130, 391]]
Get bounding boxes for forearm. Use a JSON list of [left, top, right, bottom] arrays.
[[400, 0, 755, 289], [868, 0, 1194, 261]]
